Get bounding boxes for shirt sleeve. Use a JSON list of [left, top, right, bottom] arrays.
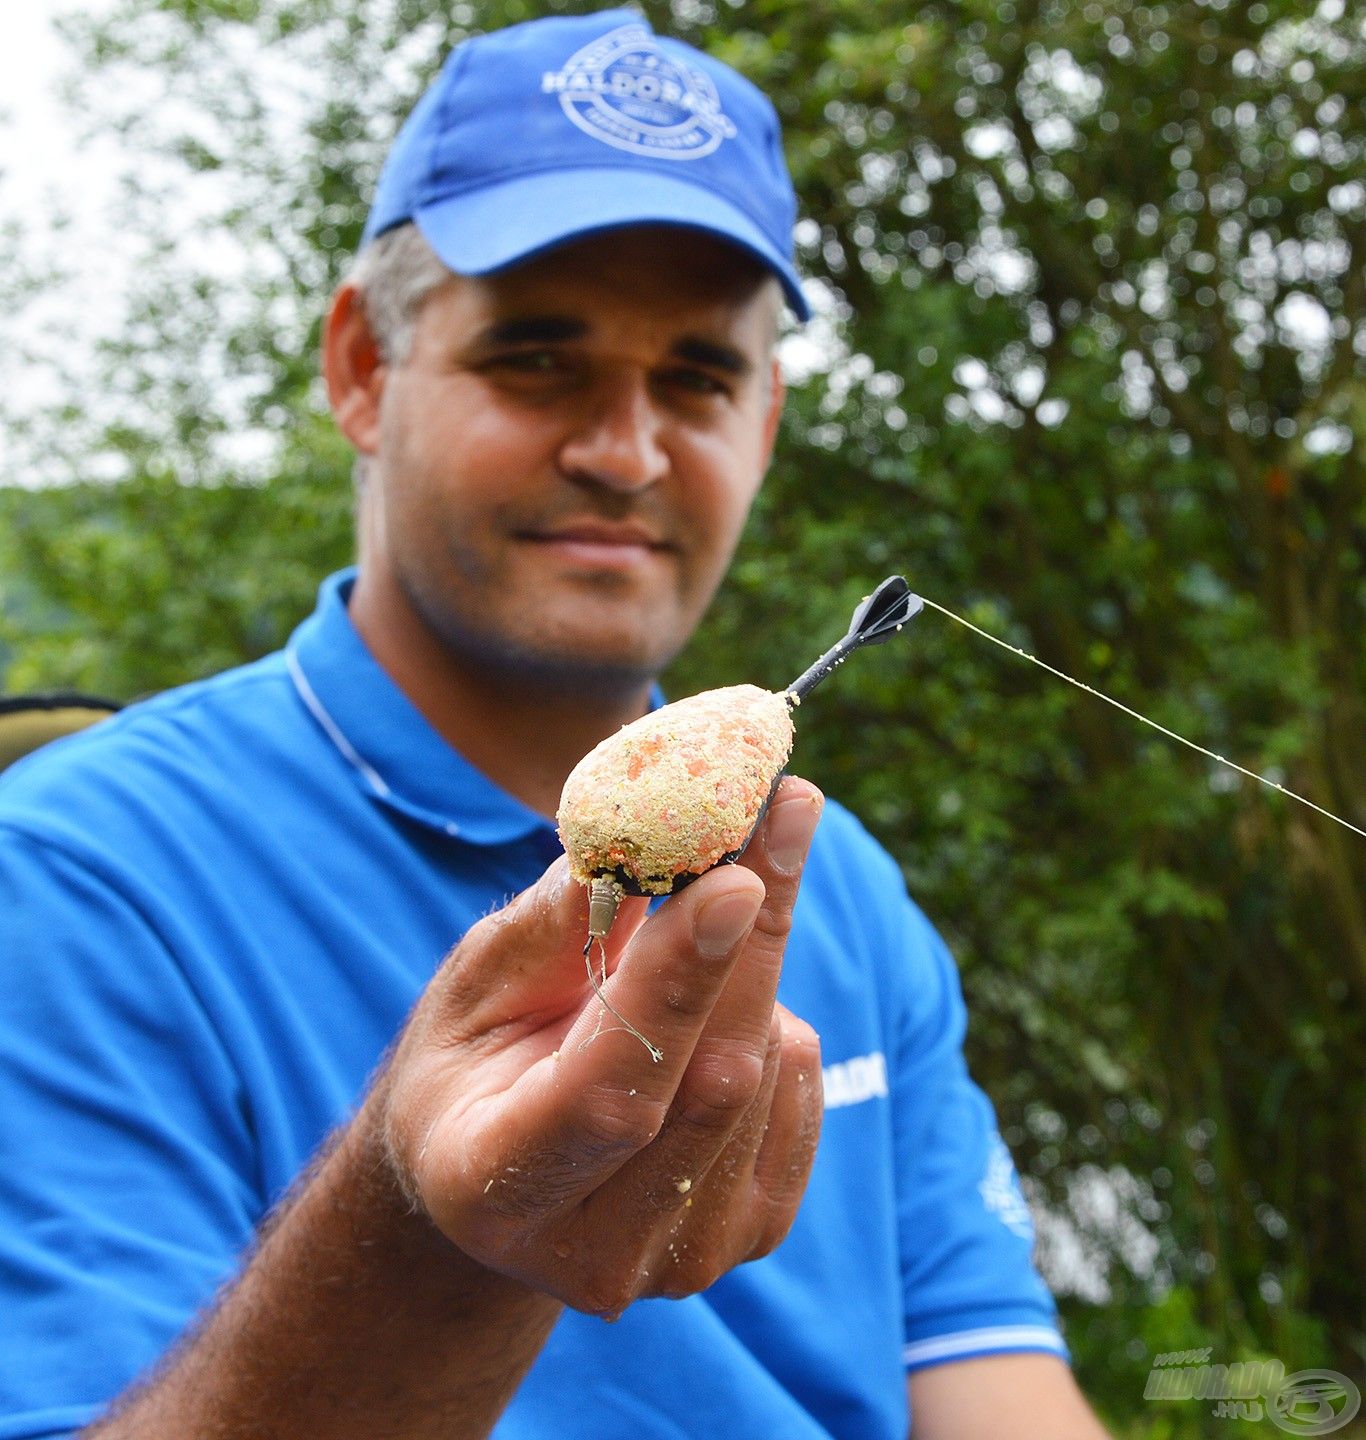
[[0, 824, 261, 1440], [885, 890, 1069, 1374]]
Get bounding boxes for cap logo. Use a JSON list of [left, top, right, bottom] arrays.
[[541, 24, 737, 161]]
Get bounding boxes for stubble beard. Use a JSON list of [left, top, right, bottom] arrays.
[[398, 559, 689, 704]]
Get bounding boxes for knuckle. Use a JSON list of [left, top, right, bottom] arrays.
[[658, 972, 725, 1022], [575, 1088, 669, 1162], [745, 1212, 791, 1263], [457, 873, 555, 960], [422, 920, 509, 1024], [565, 1268, 640, 1319], [746, 897, 795, 952], [747, 1181, 802, 1261], [454, 905, 511, 956], [457, 906, 520, 972], [657, 1251, 726, 1300], [674, 1051, 767, 1132]]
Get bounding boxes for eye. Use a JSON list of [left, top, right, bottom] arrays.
[[478, 349, 583, 394], [495, 349, 565, 374], [660, 367, 731, 398]]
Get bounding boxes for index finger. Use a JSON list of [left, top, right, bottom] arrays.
[[469, 864, 767, 1205], [648, 777, 823, 1145], [570, 777, 824, 1220], [537, 777, 823, 1170]]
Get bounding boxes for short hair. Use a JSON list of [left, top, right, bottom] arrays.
[[345, 224, 453, 489], [347, 222, 453, 365]]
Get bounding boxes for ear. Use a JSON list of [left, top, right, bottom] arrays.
[[322, 281, 386, 458], [760, 355, 785, 467]]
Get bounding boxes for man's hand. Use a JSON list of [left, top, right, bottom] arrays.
[[89, 778, 824, 1440], [372, 775, 826, 1316]]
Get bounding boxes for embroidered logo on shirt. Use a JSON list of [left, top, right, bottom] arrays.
[[541, 24, 737, 160], [979, 1134, 1035, 1240], [822, 1050, 889, 1109]]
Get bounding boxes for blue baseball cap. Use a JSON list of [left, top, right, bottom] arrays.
[[361, 11, 809, 319]]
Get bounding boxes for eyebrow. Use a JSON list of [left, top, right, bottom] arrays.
[[671, 337, 753, 378], [470, 315, 754, 378], [471, 316, 589, 349]]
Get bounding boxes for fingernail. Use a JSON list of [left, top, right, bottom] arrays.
[[763, 791, 824, 875], [695, 886, 764, 956]]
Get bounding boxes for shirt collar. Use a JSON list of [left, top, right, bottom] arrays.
[[285, 568, 557, 846]]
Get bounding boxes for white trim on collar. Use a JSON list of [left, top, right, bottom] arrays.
[[285, 646, 393, 802]]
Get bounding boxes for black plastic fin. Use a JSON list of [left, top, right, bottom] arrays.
[[787, 575, 923, 702], [846, 576, 923, 647]]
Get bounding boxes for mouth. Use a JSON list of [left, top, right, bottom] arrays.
[[517, 521, 675, 570]]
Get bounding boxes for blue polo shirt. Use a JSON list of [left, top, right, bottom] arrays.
[[0, 570, 1064, 1440]]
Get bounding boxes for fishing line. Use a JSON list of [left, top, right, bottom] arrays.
[[919, 596, 1366, 841]]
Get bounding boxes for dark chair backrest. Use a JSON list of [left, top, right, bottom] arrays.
[[0, 694, 122, 773]]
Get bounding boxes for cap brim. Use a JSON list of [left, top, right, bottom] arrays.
[[413, 168, 809, 321]]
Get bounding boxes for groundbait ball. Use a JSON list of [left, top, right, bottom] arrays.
[[559, 684, 795, 898], [556, 577, 923, 1061]]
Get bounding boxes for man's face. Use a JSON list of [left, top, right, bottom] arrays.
[[364, 227, 784, 693]]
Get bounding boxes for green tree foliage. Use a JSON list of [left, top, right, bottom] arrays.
[[1, 2, 1362, 1432]]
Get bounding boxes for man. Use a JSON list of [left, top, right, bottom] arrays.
[[0, 12, 1109, 1438]]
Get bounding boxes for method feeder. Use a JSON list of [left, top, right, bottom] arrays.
[[556, 576, 923, 1058]]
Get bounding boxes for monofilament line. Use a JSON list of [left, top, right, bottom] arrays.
[[919, 596, 1366, 841]]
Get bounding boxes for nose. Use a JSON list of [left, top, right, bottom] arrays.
[[558, 372, 669, 493]]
